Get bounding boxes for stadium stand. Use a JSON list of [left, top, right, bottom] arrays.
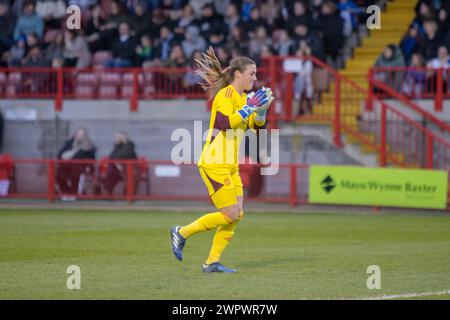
[[0, 0, 449, 206]]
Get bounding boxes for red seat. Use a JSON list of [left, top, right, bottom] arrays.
[[99, 72, 121, 85], [120, 86, 134, 98], [98, 85, 117, 98], [76, 73, 98, 86], [92, 51, 113, 67], [5, 85, 16, 97], [7, 72, 21, 84], [0, 73, 6, 84], [74, 85, 95, 98]]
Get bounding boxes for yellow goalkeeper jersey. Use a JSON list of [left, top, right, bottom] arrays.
[[198, 85, 265, 168]]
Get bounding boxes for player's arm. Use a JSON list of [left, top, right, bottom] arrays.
[[215, 88, 269, 130]]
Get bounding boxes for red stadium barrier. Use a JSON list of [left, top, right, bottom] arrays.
[[1, 61, 449, 173], [0, 158, 448, 210], [0, 159, 309, 206], [370, 66, 450, 111]]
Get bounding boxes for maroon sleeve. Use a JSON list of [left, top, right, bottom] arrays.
[[214, 111, 232, 130]]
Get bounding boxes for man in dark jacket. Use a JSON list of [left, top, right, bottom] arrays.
[[313, 1, 345, 63], [103, 131, 139, 195], [0, 0, 16, 57], [105, 22, 137, 67]]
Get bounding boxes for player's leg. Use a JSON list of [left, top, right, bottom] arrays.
[[203, 170, 244, 272], [170, 167, 238, 261]]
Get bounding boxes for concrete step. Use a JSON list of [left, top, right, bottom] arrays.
[[345, 59, 376, 69]]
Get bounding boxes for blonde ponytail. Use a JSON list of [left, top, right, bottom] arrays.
[[195, 47, 255, 100]]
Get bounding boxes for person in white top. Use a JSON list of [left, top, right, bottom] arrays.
[[293, 41, 313, 115], [427, 45, 450, 69], [426, 45, 450, 92]]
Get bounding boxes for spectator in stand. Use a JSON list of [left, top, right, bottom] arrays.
[[181, 25, 207, 59], [207, 32, 225, 49], [193, 3, 227, 41], [313, 1, 345, 66], [163, 44, 187, 84], [310, 0, 324, 20], [149, 8, 169, 40], [164, 43, 187, 68], [427, 45, 450, 90], [57, 128, 96, 198], [212, 0, 230, 15], [291, 23, 326, 61], [286, 1, 313, 37], [0, 0, 16, 58], [272, 29, 294, 56], [102, 131, 138, 195], [259, 0, 280, 31], [136, 34, 154, 66], [174, 4, 196, 41], [84, 2, 105, 53], [215, 46, 230, 66], [240, 0, 255, 22], [178, 4, 195, 29], [337, 0, 362, 38], [6, 35, 26, 66], [63, 30, 91, 68], [105, 22, 137, 68], [13, 0, 44, 41], [224, 2, 241, 36], [417, 19, 442, 62], [35, 0, 66, 29], [132, 1, 153, 40], [437, 7, 450, 38], [249, 25, 272, 61], [22, 45, 48, 67], [402, 53, 426, 98], [154, 25, 175, 63], [242, 6, 270, 38], [293, 42, 314, 116], [400, 24, 420, 65], [188, 0, 211, 17], [225, 24, 249, 56], [96, 0, 130, 51], [414, 0, 436, 32], [374, 44, 405, 91], [183, 49, 202, 89], [45, 30, 64, 65], [25, 32, 40, 48]]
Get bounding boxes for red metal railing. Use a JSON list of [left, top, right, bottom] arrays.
[[1, 158, 449, 209], [0, 66, 273, 112], [0, 159, 309, 206], [370, 66, 450, 111], [269, 57, 450, 171], [1, 61, 449, 171]]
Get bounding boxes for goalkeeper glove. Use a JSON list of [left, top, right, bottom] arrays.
[[237, 88, 269, 121], [255, 87, 274, 122]]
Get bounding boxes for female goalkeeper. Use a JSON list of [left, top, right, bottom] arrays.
[[170, 47, 274, 273]]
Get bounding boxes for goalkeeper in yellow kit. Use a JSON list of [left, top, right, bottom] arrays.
[[170, 48, 274, 273]]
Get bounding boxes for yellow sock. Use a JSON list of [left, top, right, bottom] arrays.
[[205, 211, 243, 265], [179, 211, 232, 239]]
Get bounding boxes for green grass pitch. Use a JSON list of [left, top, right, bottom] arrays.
[[0, 208, 449, 299]]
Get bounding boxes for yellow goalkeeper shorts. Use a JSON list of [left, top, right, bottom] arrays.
[[199, 166, 243, 209]]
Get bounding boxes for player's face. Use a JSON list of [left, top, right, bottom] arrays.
[[240, 64, 257, 91]]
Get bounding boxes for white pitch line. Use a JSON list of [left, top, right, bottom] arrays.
[[358, 290, 450, 300]]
